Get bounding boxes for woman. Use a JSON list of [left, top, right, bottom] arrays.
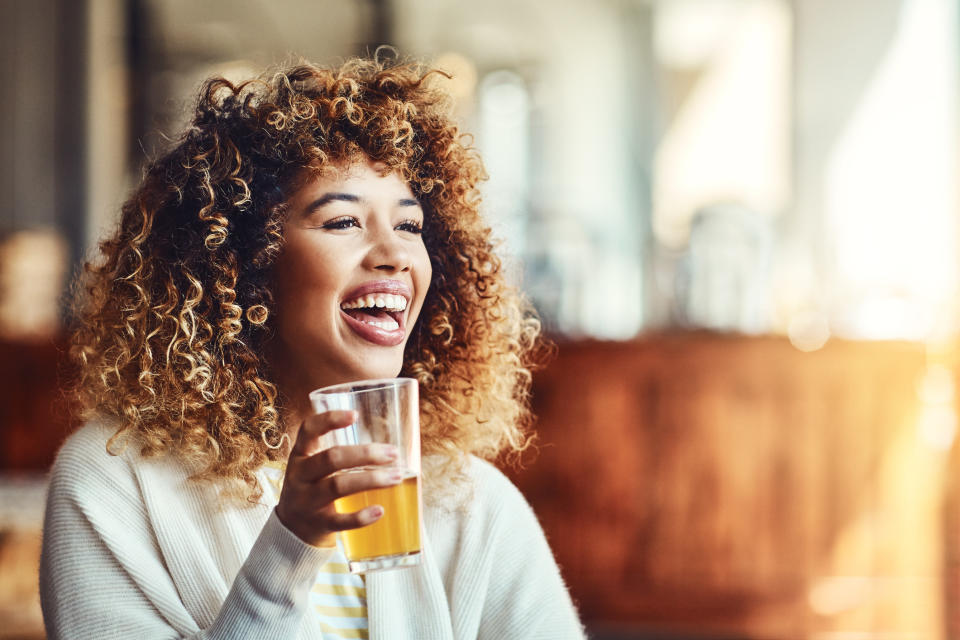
[[39, 55, 584, 639]]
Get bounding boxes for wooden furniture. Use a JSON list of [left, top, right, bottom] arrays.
[[510, 334, 947, 638], [0, 338, 75, 471]]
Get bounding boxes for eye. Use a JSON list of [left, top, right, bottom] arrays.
[[396, 219, 423, 235], [321, 216, 360, 230]]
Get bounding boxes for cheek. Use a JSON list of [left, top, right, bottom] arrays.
[[415, 248, 433, 303], [272, 239, 340, 327], [281, 233, 343, 287]]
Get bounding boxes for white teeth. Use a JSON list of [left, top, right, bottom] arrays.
[[386, 295, 407, 311], [366, 318, 400, 331], [340, 292, 408, 312]]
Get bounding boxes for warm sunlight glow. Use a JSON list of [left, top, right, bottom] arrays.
[[826, 0, 959, 341]]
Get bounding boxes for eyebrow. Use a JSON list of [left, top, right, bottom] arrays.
[[307, 193, 359, 209], [305, 192, 422, 213]]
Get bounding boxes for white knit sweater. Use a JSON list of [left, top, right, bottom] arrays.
[[39, 423, 584, 639]]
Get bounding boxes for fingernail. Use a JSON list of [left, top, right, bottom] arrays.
[[370, 506, 384, 519], [383, 445, 399, 461], [385, 468, 403, 482]]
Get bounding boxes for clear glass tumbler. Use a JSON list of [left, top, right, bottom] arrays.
[[309, 377, 422, 573]]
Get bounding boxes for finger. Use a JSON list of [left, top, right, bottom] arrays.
[[320, 467, 403, 503], [274, 502, 383, 547], [291, 410, 356, 457], [322, 505, 385, 532], [300, 443, 399, 482]]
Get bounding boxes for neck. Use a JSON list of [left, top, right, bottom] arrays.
[[275, 365, 327, 437], [266, 342, 315, 437]]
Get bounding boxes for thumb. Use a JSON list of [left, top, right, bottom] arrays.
[[291, 409, 356, 457]]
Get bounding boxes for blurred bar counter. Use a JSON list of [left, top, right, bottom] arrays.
[[1, 333, 955, 639], [511, 333, 949, 639]]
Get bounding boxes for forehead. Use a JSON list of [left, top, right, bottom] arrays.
[[285, 158, 415, 204]]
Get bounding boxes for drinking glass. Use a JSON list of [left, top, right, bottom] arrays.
[[309, 378, 422, 573]]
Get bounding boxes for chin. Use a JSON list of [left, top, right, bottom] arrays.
[[344, 356, 404, 384]]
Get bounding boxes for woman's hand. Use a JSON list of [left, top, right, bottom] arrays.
[[275, 409, 401, 547]]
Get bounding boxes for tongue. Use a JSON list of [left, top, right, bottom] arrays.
[[345, 308, 395, 324]]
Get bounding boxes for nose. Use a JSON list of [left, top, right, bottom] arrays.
[[363, 222, 412, 273]]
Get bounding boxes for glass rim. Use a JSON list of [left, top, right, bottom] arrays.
[[309, 377, 417, 399]]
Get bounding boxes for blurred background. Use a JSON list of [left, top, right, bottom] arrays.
[[1, 0, 958, 637]]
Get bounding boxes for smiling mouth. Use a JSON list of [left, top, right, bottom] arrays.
[[340, 293, 408, 332]]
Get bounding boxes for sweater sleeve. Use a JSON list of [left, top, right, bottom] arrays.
[[39, 426, 334, 640], [471, 461, 586, 640]]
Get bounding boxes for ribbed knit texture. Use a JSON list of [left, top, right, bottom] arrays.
[[40, 423, 585, 639]]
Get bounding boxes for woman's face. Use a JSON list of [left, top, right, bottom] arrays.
[[270, 158, 432, 393]]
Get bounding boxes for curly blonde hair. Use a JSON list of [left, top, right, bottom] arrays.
[[70, 55, 544, 499]]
